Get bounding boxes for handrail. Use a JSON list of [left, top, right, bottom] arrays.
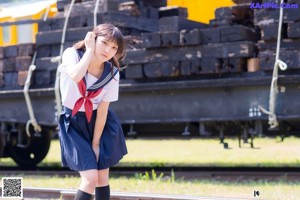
[[259, 0, 288, 129], [93, 0, 103, 27], [53, 0, 76, 118]]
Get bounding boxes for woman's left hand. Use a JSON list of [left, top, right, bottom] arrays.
[[92, 144, 100, 162]]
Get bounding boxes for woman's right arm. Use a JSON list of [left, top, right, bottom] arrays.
[[63, 32, 96, 83]]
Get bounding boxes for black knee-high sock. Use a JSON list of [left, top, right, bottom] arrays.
[[95, 185, 110, 200], [74, 189, 92, 200]]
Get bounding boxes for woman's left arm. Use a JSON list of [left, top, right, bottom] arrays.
[[93, 72, 119, 160], [92, 101, 110, 161]]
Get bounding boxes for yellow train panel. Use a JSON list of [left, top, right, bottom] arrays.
[[0, 1, 57, 46], [167, 0, 235, 24]]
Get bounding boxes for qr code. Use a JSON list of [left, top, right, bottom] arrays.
[[2, 177, 23, 199]]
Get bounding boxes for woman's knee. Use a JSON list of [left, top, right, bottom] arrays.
[[80, 170, 98, 188], [97, 169, 109, 186]]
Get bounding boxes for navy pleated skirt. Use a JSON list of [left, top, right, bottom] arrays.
[[58, 107, 127, 171]]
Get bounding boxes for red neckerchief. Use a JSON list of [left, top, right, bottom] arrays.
[[72, 49, 118, 122], [72, 79, 102, 122]]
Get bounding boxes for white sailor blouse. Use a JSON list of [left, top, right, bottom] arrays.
[[58, 47, 119, 122]]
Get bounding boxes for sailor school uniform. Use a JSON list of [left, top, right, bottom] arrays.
[[58, 47, 127, 171]]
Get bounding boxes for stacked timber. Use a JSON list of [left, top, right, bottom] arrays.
[[35, 0, 204, 84], [0, 44, 35, 88], [255, 0, 300, 71], [34, 0, 168, 87], [124, 2, 259, 79], [2, 0, 298, 88], [0, 0, 261, 88], [0, 0, 188, 89]]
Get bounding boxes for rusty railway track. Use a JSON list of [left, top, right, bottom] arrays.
[[0, 187, 254, 200], [0, 167, 299, 199], [1, 166, 300, 181], [0, 187, 250, 200]]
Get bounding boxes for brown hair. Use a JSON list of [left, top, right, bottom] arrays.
[[73, 23, 126, 69]]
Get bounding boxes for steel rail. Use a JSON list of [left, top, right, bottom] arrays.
[[0, 187, 253, 200], [1, 166, 300, 181]]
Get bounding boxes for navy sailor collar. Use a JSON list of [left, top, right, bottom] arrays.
[[76, 49, 118, 92], [85, 62, 118, 91]]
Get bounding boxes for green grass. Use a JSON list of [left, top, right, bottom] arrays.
[[119, 136, 300, 167], [1, 136, 300, 167]]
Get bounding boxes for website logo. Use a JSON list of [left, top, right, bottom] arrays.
[[250, 2, 298, 9]]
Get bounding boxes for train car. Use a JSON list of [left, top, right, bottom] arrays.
[[0, 0, 300, 168], [0, 0, 57, 167], [0, 0, 57, 46]]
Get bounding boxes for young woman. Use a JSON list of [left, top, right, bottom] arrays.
[[58, 23, 127, 200]]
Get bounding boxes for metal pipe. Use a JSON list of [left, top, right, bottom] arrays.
[[23, 52, 42, 135]]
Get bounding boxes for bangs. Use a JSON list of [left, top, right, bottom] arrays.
[[107, 31, 123, 48], [94, 24, 126, 59]]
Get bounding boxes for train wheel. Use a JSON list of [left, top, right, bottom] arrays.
[[8, 125, 52, 168]]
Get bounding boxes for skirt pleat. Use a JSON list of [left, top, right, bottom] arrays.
[[58, 107, 127, 171]]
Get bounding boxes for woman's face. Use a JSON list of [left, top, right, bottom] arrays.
[[94, 36, 118, 62]]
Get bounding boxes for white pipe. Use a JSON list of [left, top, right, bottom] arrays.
[[54, 0, 76, 117], [94, 0, 102, 27], [23, 52, 42, 135]]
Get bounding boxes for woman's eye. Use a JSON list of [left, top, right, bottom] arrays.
[[101, 41, 107, 45], [112, 46, 118, 50]]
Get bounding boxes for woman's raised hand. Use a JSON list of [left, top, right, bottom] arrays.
[[84, 31, 96, 51]]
